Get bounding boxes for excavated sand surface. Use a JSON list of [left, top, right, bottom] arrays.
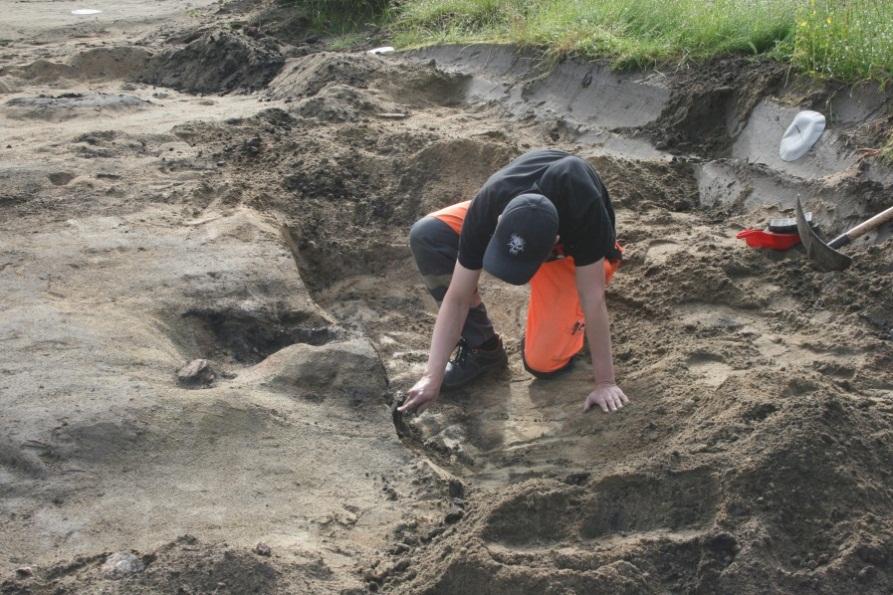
[[1, 1, 892, 593]]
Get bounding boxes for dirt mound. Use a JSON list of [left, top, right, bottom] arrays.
[[267, 51, 385, 100], [0, 76, 19, 94], [69, 46, 153, 81], [10, 59, 73, 83], [292, 83, 393, 122], [386, 383, 893, 593], [267, 51, 469, 108], [1, 536, 280, 594], [382, 477, 724, 594], [5, 93, 150, 120], [10, 47, 152, 83], [70, 129, 175, 159], [143, 28, 284, 94], [0, 167, 53, 207], [240, 337, 387, 404]]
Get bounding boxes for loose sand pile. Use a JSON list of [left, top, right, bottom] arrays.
[[1, 1, 891, 593]]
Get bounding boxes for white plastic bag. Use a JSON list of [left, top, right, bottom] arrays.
[[779, 110, 825, 161]]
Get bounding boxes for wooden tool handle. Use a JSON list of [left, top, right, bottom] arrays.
[[829, 205, 893, 249]]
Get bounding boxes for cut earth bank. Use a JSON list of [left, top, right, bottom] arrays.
[[0, 0, 892, 593]]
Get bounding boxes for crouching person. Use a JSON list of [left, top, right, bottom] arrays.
[[399, 148, 629, 414]]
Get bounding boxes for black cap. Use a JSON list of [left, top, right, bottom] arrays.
[[483, 193, 558, 285]]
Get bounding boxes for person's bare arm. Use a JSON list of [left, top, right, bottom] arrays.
[[575, 260, 629, 413], [398, 261, 482, 412]]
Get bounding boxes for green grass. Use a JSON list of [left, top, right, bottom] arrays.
[[880, 136, 893, 165], [389, 0, 893, 82], [281, 0, 392, 32], [326, 31, 368, 50], [284, 0, 893, 82], [793, 0, 893, 80]]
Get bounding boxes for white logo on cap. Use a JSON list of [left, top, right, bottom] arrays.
[[507, 233, 525, 256]]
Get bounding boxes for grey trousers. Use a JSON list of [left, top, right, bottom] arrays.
[[409, 216, 496, 348]]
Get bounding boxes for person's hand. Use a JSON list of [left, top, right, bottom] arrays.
[[584, 383, 629, 413], [397, 374, 442, 413]]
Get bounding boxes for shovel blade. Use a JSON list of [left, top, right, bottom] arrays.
[[796, 198, 852, 271]]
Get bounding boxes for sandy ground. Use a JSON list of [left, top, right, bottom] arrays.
[[1, 0, 893, 593], [0, 0, 219, 41]]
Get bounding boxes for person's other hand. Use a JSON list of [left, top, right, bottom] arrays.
[[397, 375, 441, 413], [584, 383, 629, 413]]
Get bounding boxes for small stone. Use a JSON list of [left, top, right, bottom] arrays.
[[854, 543, 887, 565], [444, 506, 464, 525], [563, 472, 590, 485], [176, 359, 216, 388], [423, 526, 444, 542], [254, 542, 272, 557], [447, 479, 465, 499], [102, 551, 145, 578], [858, 566, 876, 582], [15, 566, 33, 578]]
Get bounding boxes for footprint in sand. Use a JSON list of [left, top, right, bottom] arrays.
[[644, 239, 684, 265], [686, 352, 735, 387]]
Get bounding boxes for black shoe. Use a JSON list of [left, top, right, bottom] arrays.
[[443, 337, 508, 390]]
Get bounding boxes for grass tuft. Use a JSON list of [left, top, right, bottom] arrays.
[[283, 0, 392, 32]]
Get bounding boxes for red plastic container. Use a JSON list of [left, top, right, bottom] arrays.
[[736, 229, 801, 251]]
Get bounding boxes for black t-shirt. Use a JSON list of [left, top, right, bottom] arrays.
[[458, 149, 618, 270]]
